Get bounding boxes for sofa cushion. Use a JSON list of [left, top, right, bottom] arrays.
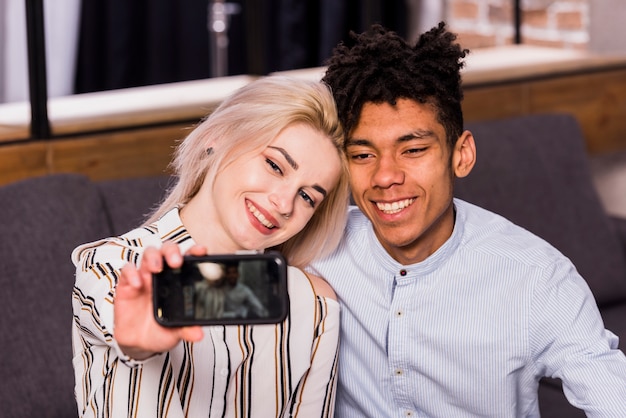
[[455, 113, 626, 306], [0, 174, 111, 417], [538, 380, 586, 418]]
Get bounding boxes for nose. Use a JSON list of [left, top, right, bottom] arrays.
[[371, 155, 404, 188], [269, 189, 294, 219]]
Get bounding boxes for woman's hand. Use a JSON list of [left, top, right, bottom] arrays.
[[113, 242, 206, 360]]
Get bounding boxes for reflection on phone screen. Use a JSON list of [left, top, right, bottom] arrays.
[[154, 253, 288, 326]]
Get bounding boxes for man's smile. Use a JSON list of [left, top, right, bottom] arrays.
[[375, 198, 416, 214]]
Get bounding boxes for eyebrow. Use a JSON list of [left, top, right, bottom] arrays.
[[405, 129, 436, 140], [313, 185, 327, 198], [268, 146, 327, 198], [268, 146, 298, 170], [347, 129, 436, 147]]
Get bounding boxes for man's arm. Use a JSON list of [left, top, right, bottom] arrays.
[[531, 259, 626, 415]]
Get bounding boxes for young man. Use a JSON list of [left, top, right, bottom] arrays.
[[310, 22, 626, 417]]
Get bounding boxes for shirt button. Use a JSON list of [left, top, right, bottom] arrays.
[[399, 269, 407, 276], [405, 411, 413, 417], [396, 310, 403, 317], [394, 368, 403, 376], [220, 368, 228, 377]]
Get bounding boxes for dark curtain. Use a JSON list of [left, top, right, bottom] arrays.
[[234, 0, 407, 75], [74, 0, 219, 93], [74, 0, 406, 94]]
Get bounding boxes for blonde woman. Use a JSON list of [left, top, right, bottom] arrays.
[[71, 76, 350, 418]]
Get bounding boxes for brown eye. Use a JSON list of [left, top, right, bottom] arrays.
[[298, 190, 315, 208], [266, 158, 283, 175], [350, 153, 373, 161]]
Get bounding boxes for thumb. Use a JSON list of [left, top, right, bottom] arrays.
[[180, 326, 204, 343]]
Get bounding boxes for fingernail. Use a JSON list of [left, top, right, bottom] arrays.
[[152, 258, 162, 272]]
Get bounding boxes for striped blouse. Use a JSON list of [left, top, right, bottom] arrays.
[[71, 208, 339, 418]]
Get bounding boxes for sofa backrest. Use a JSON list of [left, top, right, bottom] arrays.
[[0, 173, 171, 416], [455, 113, 626, 307], [0, 174, 111, 417], [97, 175, 173, 235]]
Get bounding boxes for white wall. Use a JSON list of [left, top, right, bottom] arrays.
[[589, 0, 626, 54], [0, 0, 81, 103]]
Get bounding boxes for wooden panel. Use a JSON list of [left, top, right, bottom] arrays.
[[463, 84, 527, 122], [0, 141, 48, 185], [528, 68, 626, 154], [49, 124, 191, 181]]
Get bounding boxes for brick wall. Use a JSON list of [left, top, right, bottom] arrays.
[[445, 0, 589, 50]]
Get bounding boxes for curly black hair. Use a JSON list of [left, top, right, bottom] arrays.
[[322, 22, 469, 150]]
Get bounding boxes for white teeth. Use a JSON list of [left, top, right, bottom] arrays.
[[376, 198, 415, 214], [247, 201, 275, 228]]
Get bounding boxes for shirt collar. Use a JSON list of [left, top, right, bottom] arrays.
[[155, 207, 197, 253], [369, 200, 464, 276]]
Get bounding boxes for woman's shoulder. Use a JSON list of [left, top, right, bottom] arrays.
[[305, 272, 338, 301], [71, 225, 161, 267], [287, 266, 337, 301]]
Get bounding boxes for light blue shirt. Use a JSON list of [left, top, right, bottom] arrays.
[[310, 199, 626, 417]]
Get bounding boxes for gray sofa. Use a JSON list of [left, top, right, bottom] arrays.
[[0, 113, 624, 417], [0, 174, 171, 417]]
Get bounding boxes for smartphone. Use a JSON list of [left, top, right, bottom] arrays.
[[153, 251, 289, 326]]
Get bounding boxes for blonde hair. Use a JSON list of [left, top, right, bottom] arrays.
[[146, 76, 349, 268]]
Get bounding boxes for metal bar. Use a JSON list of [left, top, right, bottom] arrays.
[[513, 0, 522, 44], [244, 0, 267, 75], [208, 0, 241, 77], [25, 0, 51, 139]]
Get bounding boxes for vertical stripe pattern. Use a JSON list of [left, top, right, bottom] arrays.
[[71, 208, 339, 417], [309, 200, 626, 417]]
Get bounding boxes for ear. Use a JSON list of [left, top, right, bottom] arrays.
[[452, 130, 476, 178]]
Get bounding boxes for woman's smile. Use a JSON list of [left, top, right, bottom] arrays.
[[246, 199, 278, 233]]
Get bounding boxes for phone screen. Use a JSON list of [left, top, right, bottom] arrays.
[[153, 252, 289, 326]]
